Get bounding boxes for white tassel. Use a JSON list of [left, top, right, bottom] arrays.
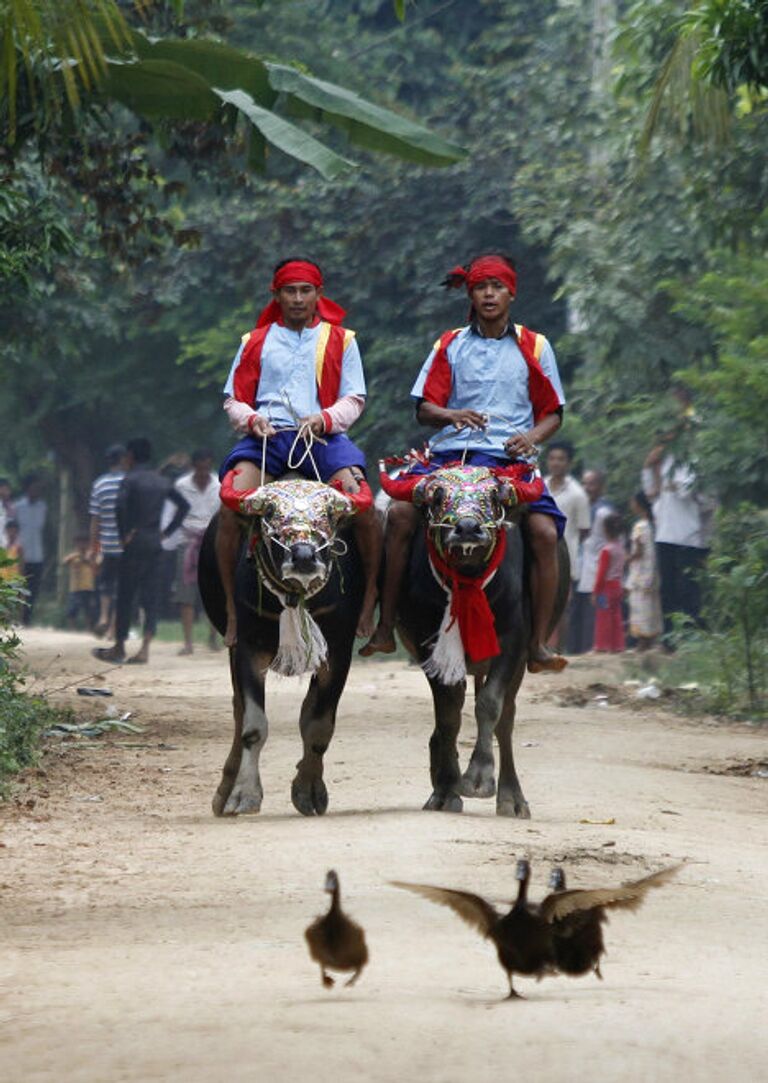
[[270, 602, 328, 677], [423, 597, 466, 685]]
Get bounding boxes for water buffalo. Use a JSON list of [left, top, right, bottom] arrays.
[[383, 463, 569, 818], [198, 474, 371, 817]]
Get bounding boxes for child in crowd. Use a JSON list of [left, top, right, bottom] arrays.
[[62, 534, 97, 630], [626, 491, 662, 650], [0, 520, 24, 582], [592, 512, 626, 653]]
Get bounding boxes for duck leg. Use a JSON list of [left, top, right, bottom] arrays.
[[321, 967, 335, 988], [506, 975, 524, 1000], [344, 968, 363, 988]]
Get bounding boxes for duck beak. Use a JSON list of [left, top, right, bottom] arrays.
[[324, 870, 337, 893]]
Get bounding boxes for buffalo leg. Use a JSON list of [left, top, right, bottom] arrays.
[[495, 669, 530, 819], [212, 647, 245, 816], [220, 646, 272, 816], [423, 679, 464, 813], [460, 648, 525, 801], [291, 646, 351, 817]]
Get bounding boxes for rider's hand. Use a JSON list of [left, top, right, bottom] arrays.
[[505, 431, 538, 459], [450, 408, 486, 431], [248, 413, 276, 438], [299, 413, 326, 437]]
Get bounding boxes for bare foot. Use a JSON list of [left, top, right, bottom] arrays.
[[177, 645, 194, 656], [356, 598, 377, 639], [358, 627, 397, 657], [126, 651, 148, 665], [527, 645, 568, 674]]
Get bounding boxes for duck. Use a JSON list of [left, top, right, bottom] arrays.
[[394, 859, 681, 998], [304, 870, 369, 988], [542, 863, 680, 980], [393, 858, 557, 998]]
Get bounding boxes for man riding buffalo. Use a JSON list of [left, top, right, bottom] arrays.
[[361, 252, 568, 674], [216, 258, 381, 647]]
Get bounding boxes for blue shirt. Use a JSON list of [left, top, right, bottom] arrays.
[[411, 325, 565, 457], [223, 322, 366, 428]]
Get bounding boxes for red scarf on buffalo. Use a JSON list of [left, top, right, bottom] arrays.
[[427, 529, 507, 663]]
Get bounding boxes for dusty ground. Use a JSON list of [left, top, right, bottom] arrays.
[[1, 629, 767, 1083]]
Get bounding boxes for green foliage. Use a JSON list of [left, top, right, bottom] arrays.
[[0, 167, 74, 287], [0, 558, 59, 791], [685, 0, 768, 94], [3, 5, 465, 176], [663, 505, 768, 718], [668, 241, 768, 504]]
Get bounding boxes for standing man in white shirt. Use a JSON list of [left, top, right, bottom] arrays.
[[544, 442, 591, 651], [173, 449, 221, 654], [568, 469, 615, 654], [14, 474, 47, 625], [644, 414, 714, 642]]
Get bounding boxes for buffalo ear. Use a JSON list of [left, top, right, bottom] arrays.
[[498, 481, 518, 509], [242, 489, 274, 519], [428, 483, 446, 512], [327, 489, 356, 525]]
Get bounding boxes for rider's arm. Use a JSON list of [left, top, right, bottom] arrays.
[[505, 411, 562, 458], [321, 394, 365, 434], [416, 400, 486, 430], [222, 340, 275, 436]]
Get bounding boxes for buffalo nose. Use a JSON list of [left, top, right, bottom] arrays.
[[290, 542, 317, 573], [453, 517, 483, 540]]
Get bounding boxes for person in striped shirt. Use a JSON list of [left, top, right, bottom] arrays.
[[89, 443, 127, 636]]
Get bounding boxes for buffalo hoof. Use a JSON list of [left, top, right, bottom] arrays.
[[458, 763, 496, 799], [496, 795, 531, 819], [423, 791, 463, 813], [292, 777, 329, 817], [220, 783, 263, 816], [212, 784, 233, 817]]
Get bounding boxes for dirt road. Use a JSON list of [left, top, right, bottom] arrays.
[[2, 629, 767, 1082]]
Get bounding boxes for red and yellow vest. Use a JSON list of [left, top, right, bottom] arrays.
[[422, 324, 561, 423], [232, 321, 356, 410]]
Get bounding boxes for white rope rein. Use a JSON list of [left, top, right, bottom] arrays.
[[257, 389, 328, 486], [428, 413, 541, 467]]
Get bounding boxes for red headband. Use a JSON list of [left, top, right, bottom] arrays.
[[446, 257, 517, 298], [272, 260, 323, 290], [256, 260, 347, 327]]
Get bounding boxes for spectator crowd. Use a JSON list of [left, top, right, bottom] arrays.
[[0, 439, 221, 663], [0, 388, 715, 662]]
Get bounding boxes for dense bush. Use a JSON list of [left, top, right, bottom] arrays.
[[661, 506, 768, 719], [0, 560, 60, 792]]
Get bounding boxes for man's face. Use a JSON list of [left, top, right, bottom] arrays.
[[583, 470, 604, 502], [546, 448, 570, 479], [0, 483, 10, 502], [275, 282, 320, 327], [193, 457, 212, 479], [470, 278, 512, 323]]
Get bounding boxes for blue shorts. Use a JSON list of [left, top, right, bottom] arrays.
[[219, 430, 366, 483], [406, 450, 566, 537]]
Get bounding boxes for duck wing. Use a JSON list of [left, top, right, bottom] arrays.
[[391, 881, 499, 937], [539, 865, 681, 923]]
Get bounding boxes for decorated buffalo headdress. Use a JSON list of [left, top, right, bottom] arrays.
[[381, 462, 543, 685], [219, 472, 372, 676]]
